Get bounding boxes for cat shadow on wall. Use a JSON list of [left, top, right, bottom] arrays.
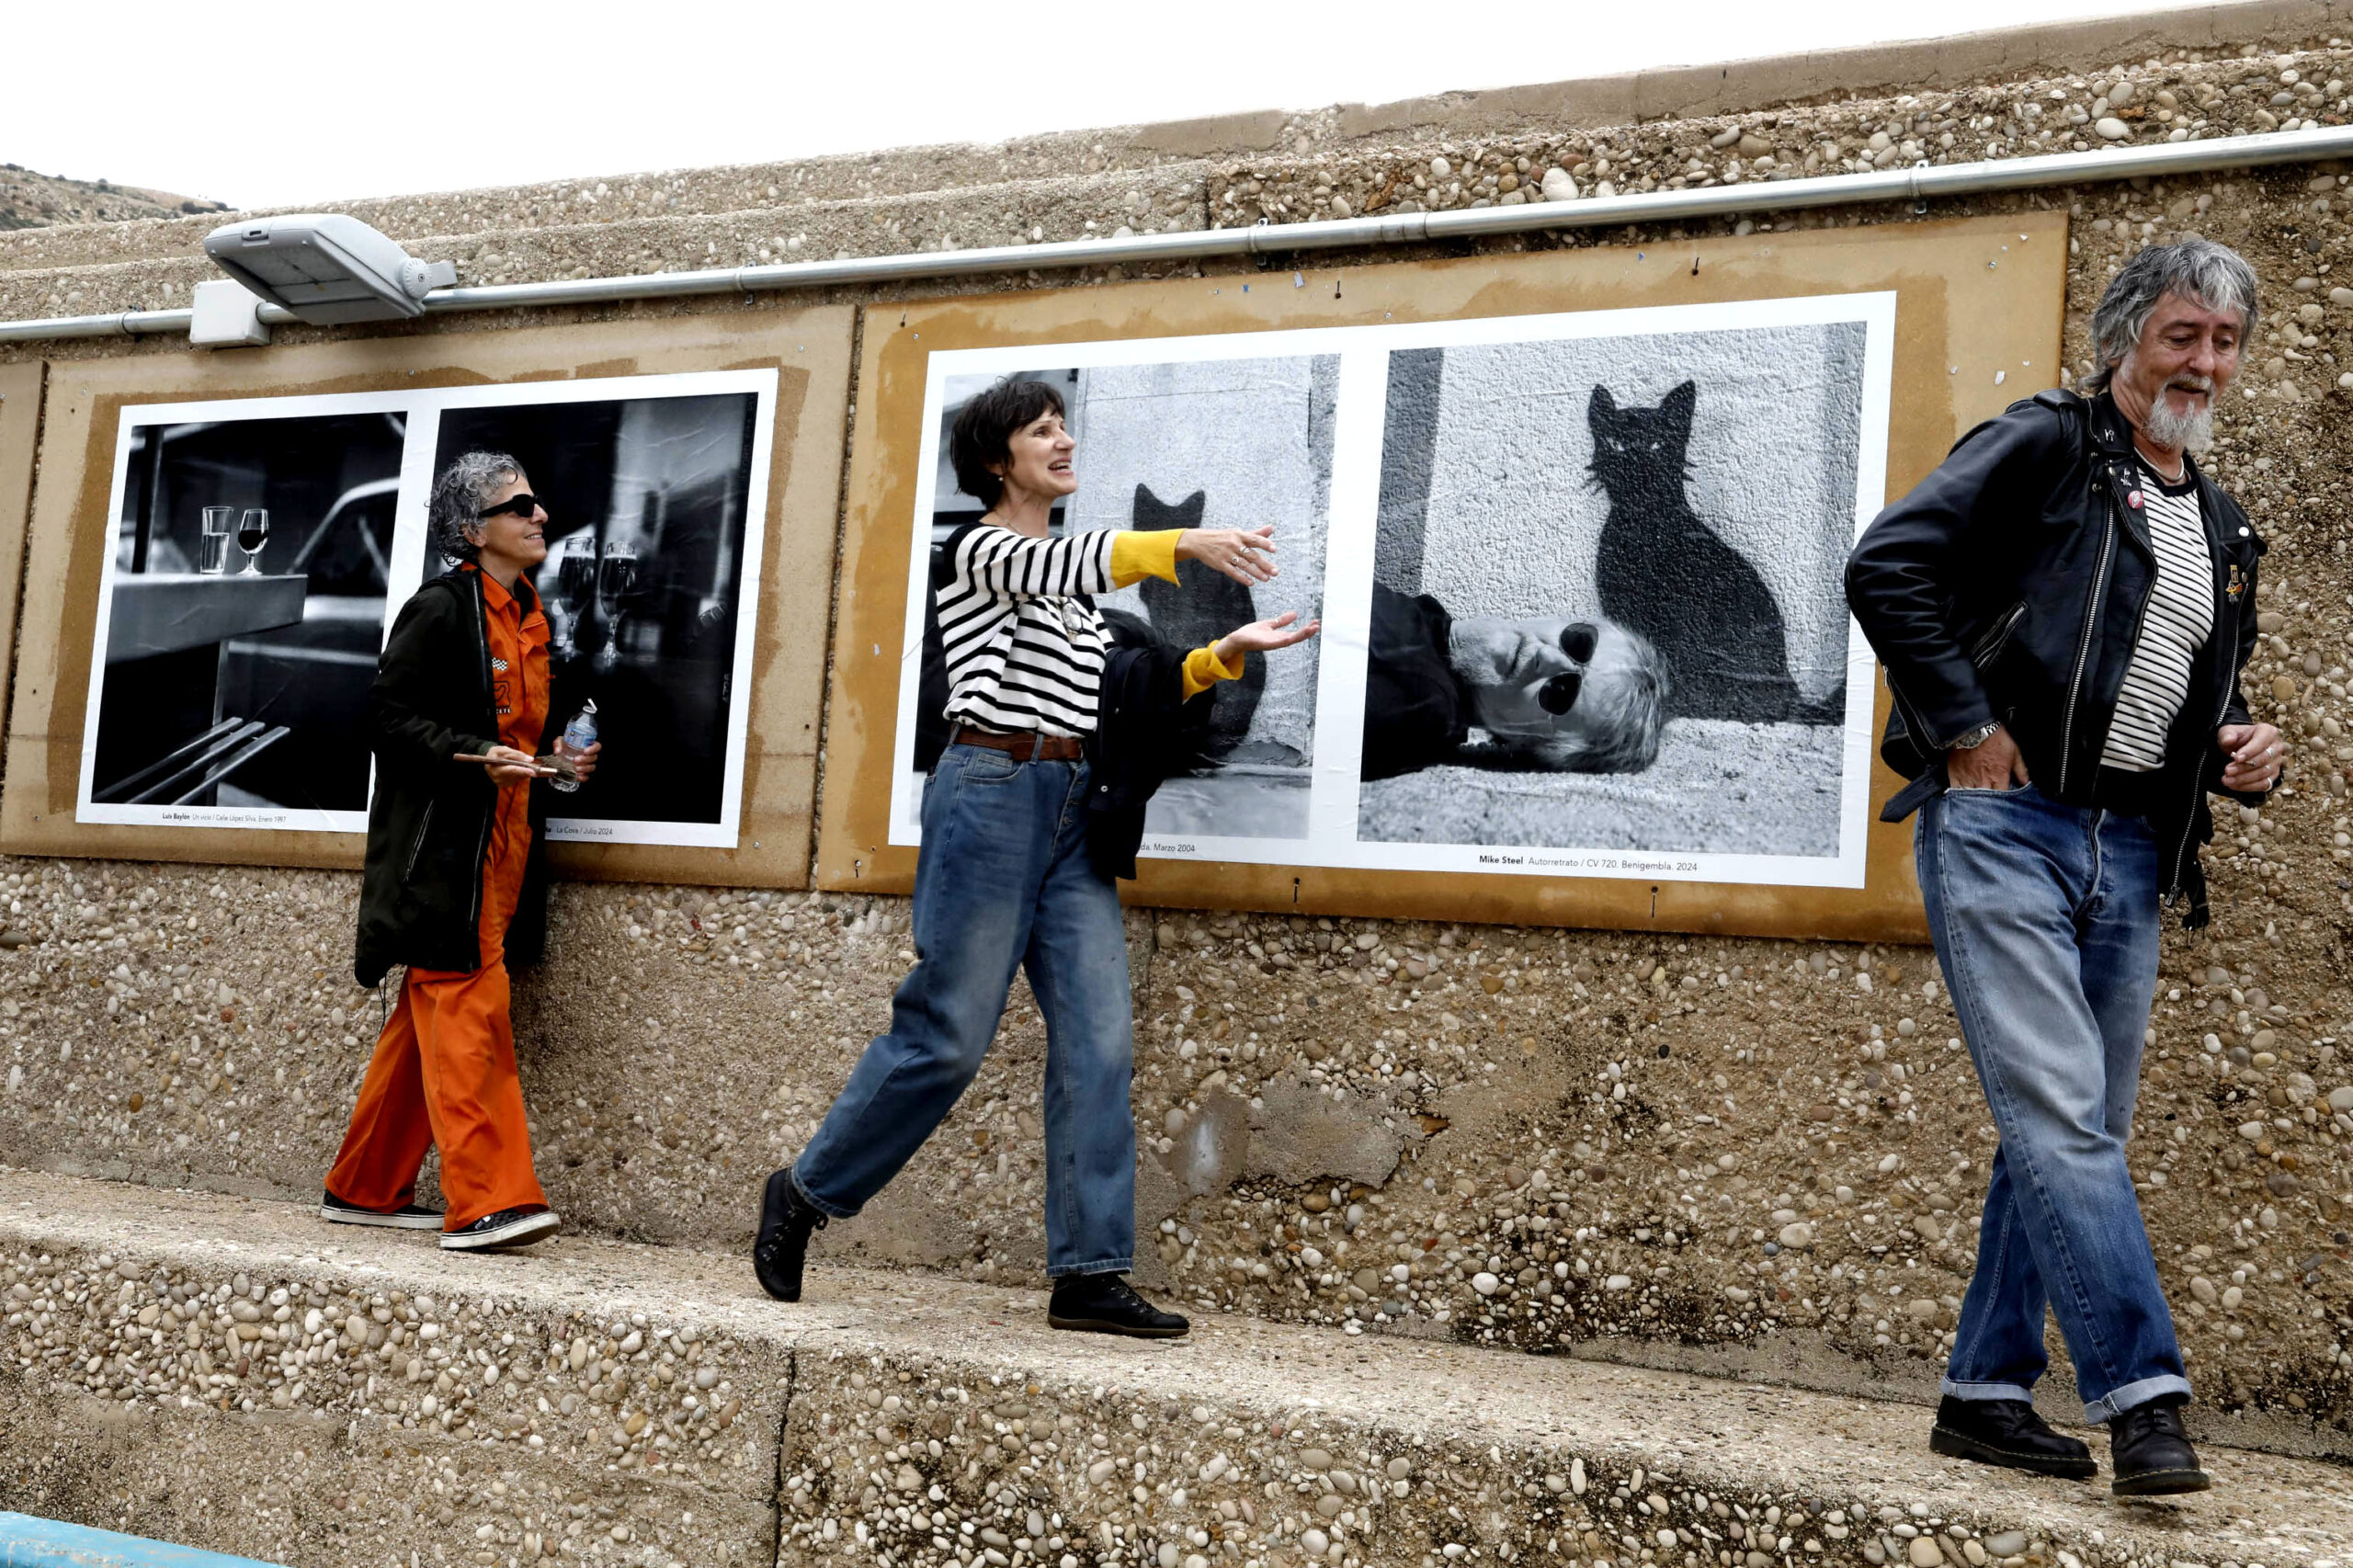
[[1587, 381, 1844, 725], [1131, 484, 1263, 758]]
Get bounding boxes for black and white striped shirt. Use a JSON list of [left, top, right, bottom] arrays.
[[934, 522, 1119, 737], [2099, 463, 2214, 772]]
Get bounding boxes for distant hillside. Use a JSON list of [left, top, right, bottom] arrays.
[[1, 163, 230, 230]]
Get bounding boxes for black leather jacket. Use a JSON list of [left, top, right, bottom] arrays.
[[1845, 388, 2270, 926]]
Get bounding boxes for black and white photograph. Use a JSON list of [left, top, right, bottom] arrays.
[[75, 370, 779, 847], [1350, 301, 1889, 878], [879, 301, 1886, 885], [424, 378, 773, 847], [891, 351, 1336, 847], [77, 395, 413, 832]]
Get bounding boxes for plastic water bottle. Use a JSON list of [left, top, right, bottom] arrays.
[[551, 699, 597, 794]]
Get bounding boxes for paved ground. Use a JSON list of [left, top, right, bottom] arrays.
[[1358, 719, 1846, 854]]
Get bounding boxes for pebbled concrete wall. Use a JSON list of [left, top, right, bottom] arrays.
[[2, 5, 2352, 1463]]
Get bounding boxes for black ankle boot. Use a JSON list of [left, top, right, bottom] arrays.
[[1927, 1395, 2096, 1479], [1047, 1274, 1189, 1338], [2109, 1396, 2211, 1495], [753, 1167, 826, 1302]]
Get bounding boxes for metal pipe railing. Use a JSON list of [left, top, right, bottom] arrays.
[[6, 123, 2351, 347]]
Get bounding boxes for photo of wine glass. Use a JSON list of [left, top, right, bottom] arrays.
[[599, 539, 640, 599], [551, 532, 600, 659], [557, 532, 599, 608], [236, 508, 270, 575], [199, 506, 235, 574]]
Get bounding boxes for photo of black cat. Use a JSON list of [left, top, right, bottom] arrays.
[[1131, 483, 1266, 758], [1359, 320, 1869, 858], [1588, 381, 1844, 724]]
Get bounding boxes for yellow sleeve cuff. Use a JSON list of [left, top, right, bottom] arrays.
[[1180, 642, 1245, 702], [1108, 528, 1182, 587]]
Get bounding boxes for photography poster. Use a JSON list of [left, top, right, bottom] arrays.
[[886, 294, 1893, 891], [74, 369, 777, 849]]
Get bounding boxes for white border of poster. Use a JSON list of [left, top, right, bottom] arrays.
[[75, 369, 777, 849], [884, 291, 1894, 891]]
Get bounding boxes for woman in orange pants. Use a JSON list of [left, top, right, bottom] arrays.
[[325, 450, 599, 1252]]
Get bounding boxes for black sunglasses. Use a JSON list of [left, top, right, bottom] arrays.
[[1537, 624, 1603, 717], [1538, 671, 1585, 716], [476, 493, 545, 521]]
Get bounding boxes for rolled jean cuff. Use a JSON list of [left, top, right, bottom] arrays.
[[789, 1165, 859, 1222], [2083, 1374, 2192, 1425], [1939, 1378, 2038, 1404], [1045, 1255, 1134, 1279]]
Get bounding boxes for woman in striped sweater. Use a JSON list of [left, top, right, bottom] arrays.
[[755, 377, 1318, 1335]]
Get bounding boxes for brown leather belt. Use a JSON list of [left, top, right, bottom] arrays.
[[952, 726, 1083, 763]]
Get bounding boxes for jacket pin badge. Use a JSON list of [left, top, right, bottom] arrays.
[[2127, 490, 2144, 508], [2227, 564, 2245, 598]]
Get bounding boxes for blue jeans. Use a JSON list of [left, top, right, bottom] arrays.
[[1917, 782, 2188, 1423], [792, 743, 1136, 1277]]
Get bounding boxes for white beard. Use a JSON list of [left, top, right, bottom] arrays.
[[2137, 369, 2216, 454], [2144, 393, 2215, 453]]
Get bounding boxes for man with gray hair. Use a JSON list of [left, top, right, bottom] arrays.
[[1846, 239, 2284, 1496]]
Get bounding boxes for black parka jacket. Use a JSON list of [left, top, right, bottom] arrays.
[[354, 568, 568, 987], [1844, 387, 2271, 926], [1085, 608, 1218, 881]]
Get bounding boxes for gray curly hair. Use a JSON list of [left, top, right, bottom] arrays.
[[1526, 623, 1671, 775], [427, 449, 524, 564], [2086, 239, 2258, 393]]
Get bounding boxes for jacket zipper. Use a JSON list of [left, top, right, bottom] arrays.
[[1884, 603, 2020, 763], [1970, 602, 2026, 669], [2055, 484, 2121, 796], [403, 800, 437, 881]]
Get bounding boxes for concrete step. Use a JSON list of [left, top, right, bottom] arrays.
[[9, 41, 2345, 298], [0, 165, 1216, 323], [0, 111, 1262, 275], [0, 153, 1219, 285], [3, 1168, 2348, 1568]]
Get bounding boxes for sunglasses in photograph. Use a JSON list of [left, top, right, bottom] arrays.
[[476, 493, 546, 520]]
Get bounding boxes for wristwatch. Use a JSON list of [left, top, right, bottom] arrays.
[[1949, 721, 2002, 751]]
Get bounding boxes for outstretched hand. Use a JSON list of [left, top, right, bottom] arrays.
[[1176, 526, 1279, 585], [1215, 610, 1321, 665]]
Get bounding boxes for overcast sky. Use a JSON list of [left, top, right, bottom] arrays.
[[6, 0, 2219, 210]]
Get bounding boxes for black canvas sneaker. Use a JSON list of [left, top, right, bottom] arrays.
[[753, 1167, 826, 1302], [2109, 1396, 2211, 1495], [320, 1190, 445, 1231], [1927, 1395, 2096, 1479], [1047, 1274, 1190, 1338], [438, 1207, 562, 1252]]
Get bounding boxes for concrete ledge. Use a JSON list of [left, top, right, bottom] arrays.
[[1327, 1, 2353, 140], [4, 1171, 2348, 1568], [7, 0, 2352, 285]]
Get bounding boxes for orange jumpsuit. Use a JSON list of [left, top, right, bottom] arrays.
[[327, 566, 551, 1231]]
